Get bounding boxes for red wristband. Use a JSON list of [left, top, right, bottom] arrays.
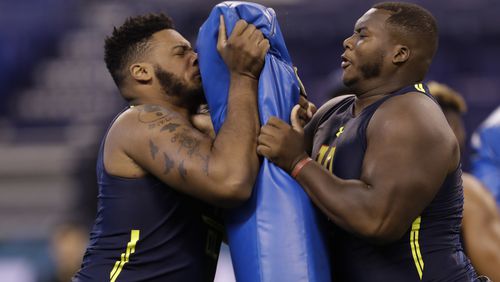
[[291, 157, 313, 178]]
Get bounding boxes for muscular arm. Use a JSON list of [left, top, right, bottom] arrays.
[[260, 92, 459, 242], [110, 19, 268, 208], [462, 173, 500, 281], [298, 93, 459, 242], [123, 77, 258, 207]]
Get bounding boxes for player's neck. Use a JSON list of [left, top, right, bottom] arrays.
[[351, 77, 416, 115], [355, 75, 417, 98]]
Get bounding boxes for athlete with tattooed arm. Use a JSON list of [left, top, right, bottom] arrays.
[[73, 13, 272, 282]]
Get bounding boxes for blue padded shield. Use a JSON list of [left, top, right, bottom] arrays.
[[197, 2, 330, 282]]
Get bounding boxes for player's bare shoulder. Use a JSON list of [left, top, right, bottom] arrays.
[[369, 90, 460, 171], [372, 90, 452, 136], [130, 104, 189, 131], [107, 105, 187, 144], [103, 105, 189, 178], [381, 91, 443, 118]]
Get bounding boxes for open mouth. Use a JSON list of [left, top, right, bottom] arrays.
[[341, 61, 351, 69], [341, 55, 352, 69]]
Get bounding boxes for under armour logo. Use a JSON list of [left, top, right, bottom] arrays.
[[336, 126, 344, 137], [414, 83, 426, 93]]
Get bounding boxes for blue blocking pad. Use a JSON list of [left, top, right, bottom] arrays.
[[197, 2, 331, 281]]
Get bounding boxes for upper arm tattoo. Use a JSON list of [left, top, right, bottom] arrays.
[[149, 139, 159, 160], [136, 105, 211, 180], [161, 123, 181, 132], [163, 152, 174, 175], [171, 129, 201, 157], [178, 160, 187, 180], [170, 129, 210, 178]]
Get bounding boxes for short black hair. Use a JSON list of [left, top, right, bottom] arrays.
[[372, 2, 438, 56], [104, 13, 174, 87]]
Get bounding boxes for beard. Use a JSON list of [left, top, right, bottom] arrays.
[[154, 65, 206, 107], [344, 52, 384, 87]]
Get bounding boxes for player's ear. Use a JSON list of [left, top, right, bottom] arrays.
[[129, 63, 153, 83], [392, 45, 410, 64]]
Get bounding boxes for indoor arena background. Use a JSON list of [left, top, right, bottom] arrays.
[[0, 0, 498, 281]]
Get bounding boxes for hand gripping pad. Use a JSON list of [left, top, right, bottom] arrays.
[[197, 2, 331, 281]]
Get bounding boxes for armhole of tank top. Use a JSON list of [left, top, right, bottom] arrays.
[[315, 95, 354, 134], [99, 107, 132, 178]]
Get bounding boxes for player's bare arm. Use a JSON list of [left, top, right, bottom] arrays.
[[258, 92, 459, 242], [106, 18, 269, 208]]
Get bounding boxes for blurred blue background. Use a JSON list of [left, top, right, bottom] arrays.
[[0, 0, 498, 281]]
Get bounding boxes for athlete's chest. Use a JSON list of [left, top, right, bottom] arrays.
[[311, 109, 367, 180]]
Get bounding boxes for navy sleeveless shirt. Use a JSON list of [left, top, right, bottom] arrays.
[[73, 108, 223, 282], [310, 84, 477, 281]]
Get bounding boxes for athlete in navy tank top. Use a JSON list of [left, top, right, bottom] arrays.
[[73, 13, 270, 281], [310, 84, 476, 281], [73, 109, 223, 282], [256, 3, 481, 281]]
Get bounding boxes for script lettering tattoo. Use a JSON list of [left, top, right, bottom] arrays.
[[163, 152, 174, 175], [178, 160, 187, 180], [149, 139, 158, 160], [161, 123, 180, 133], [137, 105, 174, 130], [143, 104, 162, 112]]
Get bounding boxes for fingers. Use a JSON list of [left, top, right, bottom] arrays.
[[241, 22, 256, 38], [256, 144, 272, 158], [217, 17, 269, 79], [295, 99, 309, 122], [258, 38, 270, 57], [257, 124, 275, 158], [257, 130, 275, 145], [297, 107, 308, 123], [308, 102, 318, 117], [294, 105, 311, 128], [298, 95, 317, 119], [257, 126, 279, 159], [239, 22, 269, 58], [232, 19, 249, 36], [290, 105, 305, 134], [259, 123, 278, 137], [217, 16, 227, 49], [251, 28, 264, 42], [298, 95, 309, 110], [294, 66, 308, 98], [266, 116, 288, 129], [231, 19, 268, 50]]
